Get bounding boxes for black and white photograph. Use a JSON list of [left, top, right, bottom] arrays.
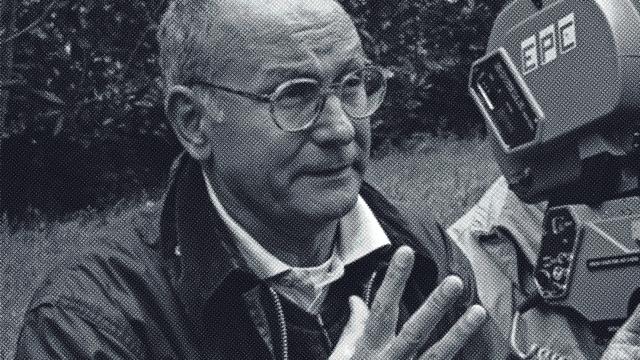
[[1, 0, 639, 358]]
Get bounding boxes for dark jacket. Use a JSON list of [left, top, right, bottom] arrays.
[[15, 155, 506, 359]]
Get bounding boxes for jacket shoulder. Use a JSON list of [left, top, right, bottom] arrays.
[[24, 204, 168, 325], [33, 204, 165, 305], [16, 203, 171, 359]]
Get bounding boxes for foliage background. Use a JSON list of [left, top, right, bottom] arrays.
[[0, 2, 510, 357], [0, 0, 508, 220]]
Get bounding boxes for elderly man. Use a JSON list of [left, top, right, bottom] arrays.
[[14, 0, 506, 359]]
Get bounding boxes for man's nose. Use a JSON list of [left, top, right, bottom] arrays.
[[310, 95, 356, 146]]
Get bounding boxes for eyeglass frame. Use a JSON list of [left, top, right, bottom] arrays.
[[184, 65, 393, 132]]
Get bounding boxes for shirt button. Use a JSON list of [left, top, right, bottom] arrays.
[[174, 245, 182, 257]]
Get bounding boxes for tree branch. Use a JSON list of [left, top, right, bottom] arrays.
[[121, 0, 168, 78], [0, 79, 26, 89], [0, 0, 58, 46]]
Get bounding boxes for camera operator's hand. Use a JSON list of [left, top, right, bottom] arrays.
[[601, 306, 640, 359], [329, 246, 488, 360]]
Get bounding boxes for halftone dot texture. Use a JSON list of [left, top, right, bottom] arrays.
[[0, 138, 499, 359], [4, 0, 633, 358]]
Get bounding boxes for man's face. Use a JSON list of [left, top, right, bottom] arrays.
[[204, 1, 371, 228]]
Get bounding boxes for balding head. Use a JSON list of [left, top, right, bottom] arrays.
[[157, 0, 364, 89], [159, 0, 374, 240]]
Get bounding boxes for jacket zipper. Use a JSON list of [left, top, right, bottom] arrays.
[[267, 268, 382, 360], [316, 313, 334, 350], [268, 287, 289, 360], [364, 269, 380, 307]]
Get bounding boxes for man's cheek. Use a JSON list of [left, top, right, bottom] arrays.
[[268, 169, 297, 202], [270, 173, 326, 209]]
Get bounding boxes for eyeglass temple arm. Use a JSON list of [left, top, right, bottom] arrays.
[[187, 80, 271, 103]]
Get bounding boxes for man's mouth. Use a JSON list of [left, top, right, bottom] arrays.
[[309, 164, 352, 177], [300, 153, 366, 180]]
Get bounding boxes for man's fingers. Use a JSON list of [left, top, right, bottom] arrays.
[[386, 275, 464, 359], [419, 305, 488, 360], [330, 296, 369, 360], [366, 246, 415, 343]]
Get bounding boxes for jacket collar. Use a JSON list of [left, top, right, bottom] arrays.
[[159, 153, 439, 322], [160, 154, 256, 322]]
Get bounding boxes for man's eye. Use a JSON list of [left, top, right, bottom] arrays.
[[343, 75, 363, 88], [280, 82, 319, 99]]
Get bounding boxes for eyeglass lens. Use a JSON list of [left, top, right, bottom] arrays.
[[272, 67, 387, 131]]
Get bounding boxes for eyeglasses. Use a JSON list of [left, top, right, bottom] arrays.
[[187, 66, 391, 132]]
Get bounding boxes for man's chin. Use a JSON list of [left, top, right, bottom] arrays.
[[288, 177, 362, 222], [312, 191, 359, 220]]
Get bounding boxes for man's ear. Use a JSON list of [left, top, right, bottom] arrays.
[[165, 85, 220, 161]]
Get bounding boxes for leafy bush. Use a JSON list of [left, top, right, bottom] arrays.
[[1, 0, 506, 218], [3, 0, 179, 220], [339, 0, 505, 144]]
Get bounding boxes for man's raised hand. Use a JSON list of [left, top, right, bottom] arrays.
[[330, 246, 488, 360]]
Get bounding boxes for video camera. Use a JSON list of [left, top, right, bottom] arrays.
[[469, 0, 640, 337]]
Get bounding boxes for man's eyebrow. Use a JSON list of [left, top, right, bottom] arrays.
[[262, 64, 320, 81], [256, 56, 371, 92], [258, 66, 328, 94], [255, 65, 318, 92], [334, 57, 371, 79], [343, 56, 371, 70]]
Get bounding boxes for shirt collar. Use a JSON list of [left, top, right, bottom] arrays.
[[203, 170, 390, 279], [447, 176, 545, 265]]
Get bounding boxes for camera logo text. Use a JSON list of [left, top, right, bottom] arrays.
[[521, 12, 576, 75]]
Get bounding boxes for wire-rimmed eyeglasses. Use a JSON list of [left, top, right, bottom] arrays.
[[186, 65, 392, 132]]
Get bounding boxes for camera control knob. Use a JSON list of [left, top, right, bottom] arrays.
[[535, 269, 552, 287], [552, 266, 565, 282]]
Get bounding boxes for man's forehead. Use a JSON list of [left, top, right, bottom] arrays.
[[209, 0, 365, 83], [220, 0, 347, 36]]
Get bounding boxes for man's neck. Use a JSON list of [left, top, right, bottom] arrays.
[[206, 170, 337, 268]]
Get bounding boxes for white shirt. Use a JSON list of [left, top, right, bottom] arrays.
[[203, 171, 390, 314]]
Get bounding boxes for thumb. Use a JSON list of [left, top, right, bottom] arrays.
[[329, 296, 369, 360]]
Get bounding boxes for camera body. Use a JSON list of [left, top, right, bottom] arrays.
[[469, 0, 640, 328], [536, 198, 640, 333], [470, 0, 640, 205]]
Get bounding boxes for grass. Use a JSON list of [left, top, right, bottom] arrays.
[[0, 198, 163, 359], [0, 136, 500, 359], [367, 135, 500, 225]]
